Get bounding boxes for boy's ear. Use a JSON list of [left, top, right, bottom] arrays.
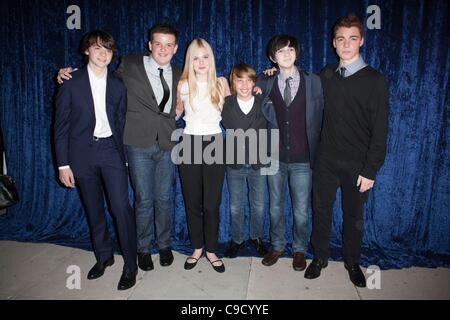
[[148, 41, 152, 52], [84, 50, 89, 56], [269, 56, 276, 64]]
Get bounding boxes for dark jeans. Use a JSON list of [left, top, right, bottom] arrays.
[[77, 137, 137, 273], [311, 155, 368, 265], [178, 134, 225, 253], [126, 144, 175, 253], [226, 165, 266, 244]]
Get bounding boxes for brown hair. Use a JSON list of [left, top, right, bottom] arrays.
[[149, 23, 178, 43], [80, 30, 117, 60], [333, 14, 364, 38], [230, 63, 256, 91]]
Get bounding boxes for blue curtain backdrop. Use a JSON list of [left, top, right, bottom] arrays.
[[0, 0, 449, 269]]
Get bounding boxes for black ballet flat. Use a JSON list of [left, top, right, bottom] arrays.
[[184, 256, 200, 270], [207, 257, 225, 273]]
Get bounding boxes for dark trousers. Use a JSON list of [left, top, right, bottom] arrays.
[[76, 137, 137, 273], [178, 134, 225, 253], [311, 155, 368, 265]]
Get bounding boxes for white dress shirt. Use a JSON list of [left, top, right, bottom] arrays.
[[88, 65, 113, 138]]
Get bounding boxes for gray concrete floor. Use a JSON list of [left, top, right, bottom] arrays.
[[0, 240, 449, 300]]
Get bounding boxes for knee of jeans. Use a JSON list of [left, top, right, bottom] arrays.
[[229, 203, 243, 215], [155, 193, 172, 203]]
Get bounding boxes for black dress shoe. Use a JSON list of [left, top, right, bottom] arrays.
[[138, 253, 154, 271], [304, 258, 328, 279], [344, 262, 367, 288], [159, 248, 174, 266], [117, 270, 137, 291], [87, 257, 114, 280], [250, 238, 267, 257], [224, 241, 244, 258]]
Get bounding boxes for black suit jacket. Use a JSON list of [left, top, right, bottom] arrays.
[[115, 55, 181, 150], [54, 67, 127, 177]]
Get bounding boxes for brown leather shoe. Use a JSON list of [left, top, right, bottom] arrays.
[[293, 252, 307, 271], [262, 250, 283, 266]]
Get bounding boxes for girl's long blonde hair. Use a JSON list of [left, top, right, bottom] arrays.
[[180, 38, 224, 111]]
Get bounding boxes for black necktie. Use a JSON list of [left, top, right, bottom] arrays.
[[339, 67, 347, 78], [284, 77, 292, 106], [158, 67, 170, 113]]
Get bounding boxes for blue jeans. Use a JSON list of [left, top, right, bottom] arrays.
[[267, 162, 312, 253], [226, 165, 266, 244], [126, 144, 175, 253]]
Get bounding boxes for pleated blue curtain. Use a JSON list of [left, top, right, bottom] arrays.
[[0, 0, 449, 268]]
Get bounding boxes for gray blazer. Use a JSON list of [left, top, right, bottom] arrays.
[[115, 54, 181, 150]]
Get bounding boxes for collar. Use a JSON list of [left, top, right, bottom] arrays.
[[337, 55, 367, 76], [279, 66, 299, 82], [147, 55, 171, 72], [87, 64, 107, 81]]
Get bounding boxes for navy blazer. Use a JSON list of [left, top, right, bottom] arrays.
[[54, 67, 127, 177], [256, 69, 324, 168]]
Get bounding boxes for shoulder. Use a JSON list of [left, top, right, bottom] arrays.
[[60, 68, 84, 90], [120, 54, 146, 65], [364, 66, 386, 81], [224, 95, 236, 106], [257, 72, 275, 83], [319, 64, 338, 79], [69, 68, 84, 81], [302, 70, 320, 82], [171, 64, 182, 75]]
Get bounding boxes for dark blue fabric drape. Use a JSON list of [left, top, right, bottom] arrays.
[[1, 0, 449, 269]]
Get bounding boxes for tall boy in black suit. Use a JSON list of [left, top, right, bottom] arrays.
[[55, 30, 137, 290]]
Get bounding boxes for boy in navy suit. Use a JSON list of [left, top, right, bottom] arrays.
[[54, 30, 137, 290]]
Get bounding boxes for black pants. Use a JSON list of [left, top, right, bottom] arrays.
[[76, 137, 137, 273], [311, 155, 368, 265], [178, 134, 225, 253]]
